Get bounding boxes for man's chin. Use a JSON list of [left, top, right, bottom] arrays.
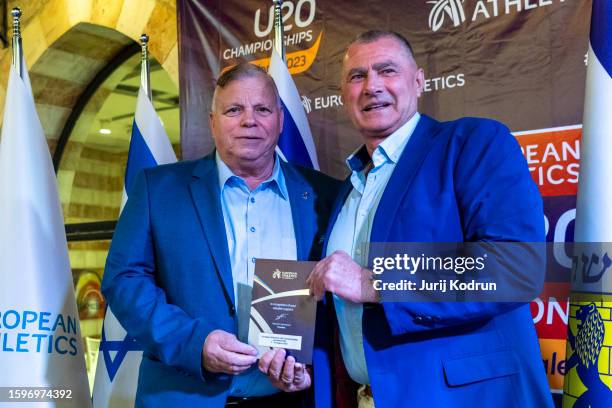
[[359, 124, 398, 140], [234, 149, 274, 162], [355, 116, 399, 133]]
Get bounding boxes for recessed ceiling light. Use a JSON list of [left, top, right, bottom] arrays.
[[99, 128, 111, 135]]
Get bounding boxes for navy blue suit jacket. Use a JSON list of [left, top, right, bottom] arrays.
[[325, 115, 553, 407], [102, 153, 339, 407]]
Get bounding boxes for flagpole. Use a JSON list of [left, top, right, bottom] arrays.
[[140, 34, 152, 100], [272, 0, 285, 61], [11, 7, 22, 78]]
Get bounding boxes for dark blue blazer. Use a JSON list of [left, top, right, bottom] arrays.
[[102, 153, 339, 407], [325, 115, 553, 408]]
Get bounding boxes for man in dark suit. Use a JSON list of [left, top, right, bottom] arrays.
[[307, 30, 553, 407], [102, 63, 338, 407]]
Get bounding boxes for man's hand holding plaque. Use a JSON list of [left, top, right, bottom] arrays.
[[259, 348, 312, 392]]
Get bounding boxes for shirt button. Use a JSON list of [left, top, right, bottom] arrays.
[[355, 248, 362, 255], [250, 226, 256, 232], [251, 257, 256, 263], [250, 197, 255, 203]]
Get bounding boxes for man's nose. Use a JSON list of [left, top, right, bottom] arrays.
[[363, 73, 383, 96], [240, 109, 256, 127]]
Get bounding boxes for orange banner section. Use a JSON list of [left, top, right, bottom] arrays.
[[514, 126, 582, 197], [540, 338, 567, 392], [249, 31, 323, 75]]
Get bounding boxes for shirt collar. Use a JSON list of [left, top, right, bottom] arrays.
[[215, 151, 288, 200], [346, 112, 421, 172]]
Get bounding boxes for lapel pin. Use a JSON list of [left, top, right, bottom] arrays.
[[302, 191, 310, 200]]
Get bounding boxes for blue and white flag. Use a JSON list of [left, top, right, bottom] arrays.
[[93, 87, 176, 408], [269, 49, 319, 169], [0, 56, 91, 406], [563, 1, 612, 406], [573, 0, 612, 243]]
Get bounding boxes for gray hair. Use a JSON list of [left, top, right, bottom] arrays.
[[211, 62, 281, 111], [347, 30, 415, 59]]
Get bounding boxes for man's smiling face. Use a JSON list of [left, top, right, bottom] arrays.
[[209, 75, 282, 167], [341, 36, 424, 147]]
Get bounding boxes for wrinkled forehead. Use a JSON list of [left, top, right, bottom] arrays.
[[342, 37, 414, 73], [212, 74, 279, 109]]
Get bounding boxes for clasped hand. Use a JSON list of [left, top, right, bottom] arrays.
[[307, 250, 379, 303], [202, 331, 311, 392], [202, 330, 257, 375], [258, 348, 311, 392]]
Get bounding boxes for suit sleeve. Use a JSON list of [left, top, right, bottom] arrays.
[[380, 120, 545, 335], [101, 170, 214, 381]]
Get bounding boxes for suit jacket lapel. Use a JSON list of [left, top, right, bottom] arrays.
[[282, 162, 314, 261], [188, 154, 235, 307], [372, 114, 439, 242]]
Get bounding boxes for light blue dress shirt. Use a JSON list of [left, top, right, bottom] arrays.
[[326, 113, 421, 385], [216, 152, 297, 397]]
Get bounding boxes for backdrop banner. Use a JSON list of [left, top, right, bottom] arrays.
[[178, 0, 591, 401]]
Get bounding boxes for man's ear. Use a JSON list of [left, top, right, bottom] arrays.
[[340, 77, 349, 114], [208, 112, 215, 138], [415, 68, 425, 98], [278, 105, 284, 133]]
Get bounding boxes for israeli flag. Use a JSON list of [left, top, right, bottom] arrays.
[[269, 49, 319, 169], [93, 87, 176, 408]]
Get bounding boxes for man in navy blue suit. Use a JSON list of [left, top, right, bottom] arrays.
[[307, 30, 553, 407], [102, 63, 338, 407]]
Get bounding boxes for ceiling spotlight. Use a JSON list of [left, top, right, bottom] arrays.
[[99, 128, 111, 135]]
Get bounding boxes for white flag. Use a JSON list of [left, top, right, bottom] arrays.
[[92, 87, 176, 408], [0, 58, 91, 406], [573, 1, 612, 244]]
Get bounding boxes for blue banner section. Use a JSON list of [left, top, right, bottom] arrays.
[[591, 0, 612, 77], [544, 195, 576, 282], [124, 121, 157, 193], [278, 101, 314, 168]]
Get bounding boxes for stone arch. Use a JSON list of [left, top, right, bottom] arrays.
[[0, 0, 177, 127], [0, 2, 182, 224]]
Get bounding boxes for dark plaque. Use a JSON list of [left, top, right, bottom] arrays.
[[249, 259, 317, 364]]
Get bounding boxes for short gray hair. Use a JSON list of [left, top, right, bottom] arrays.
[[211, 62, 281, 111], [348, 30, 415, 58]]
